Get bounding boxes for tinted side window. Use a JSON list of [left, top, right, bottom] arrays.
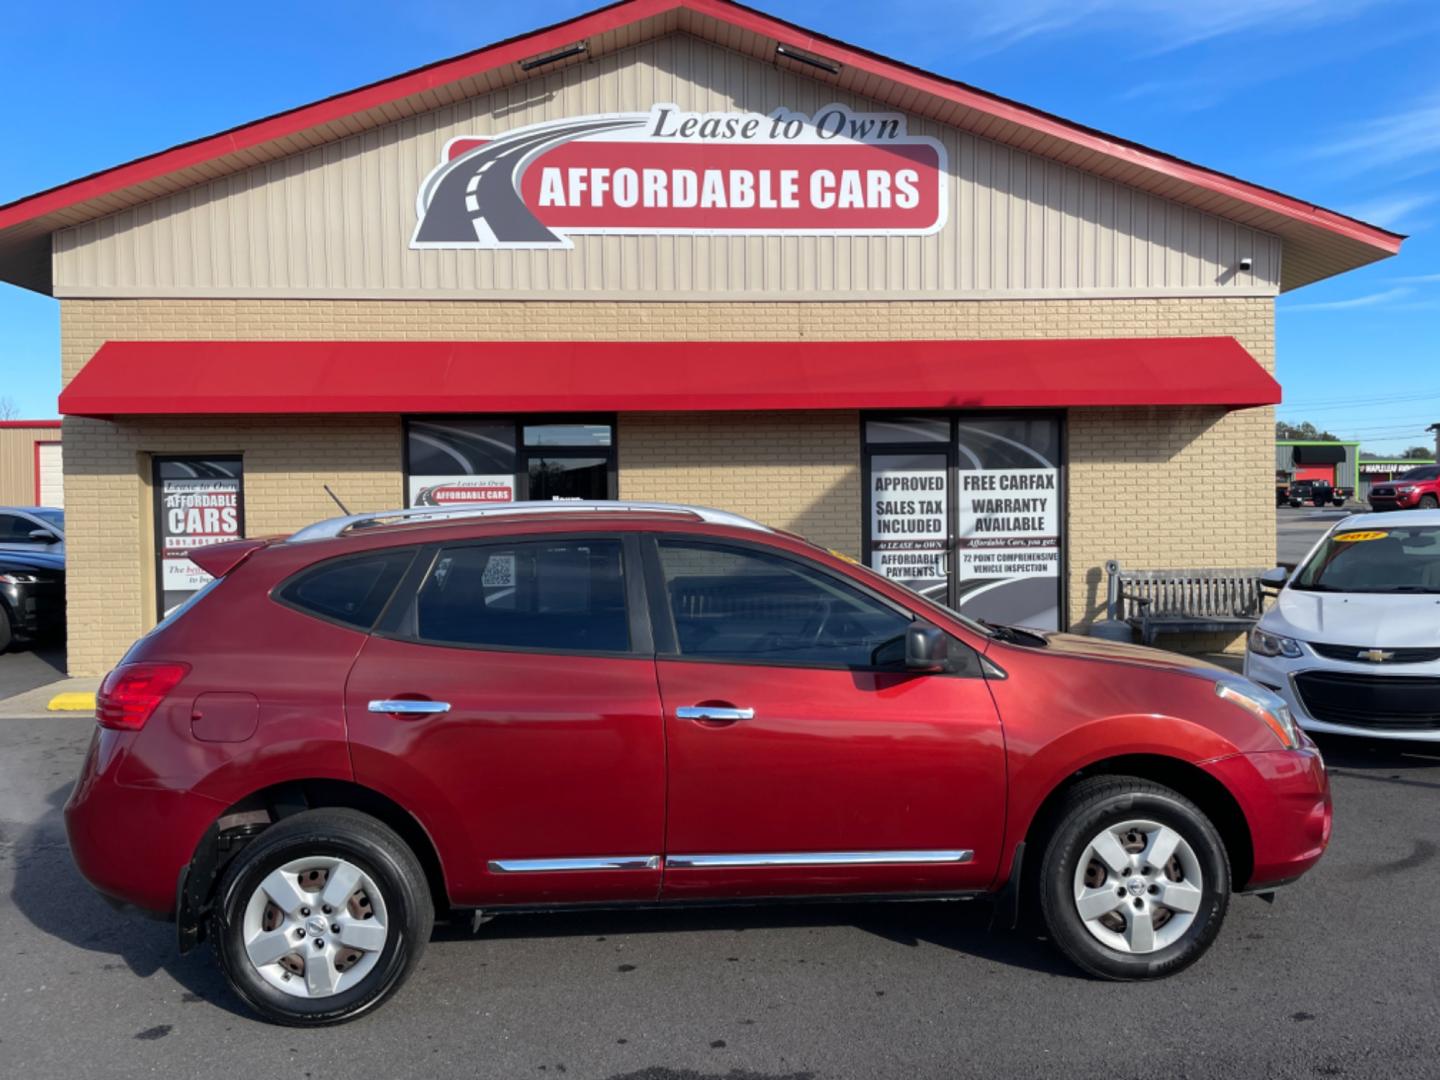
[[415, 539, 629, 652], [0, 514, 36, 541], [657, 540, 911, 668], [279, 549, 416, 630]]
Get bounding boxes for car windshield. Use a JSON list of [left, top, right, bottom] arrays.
[[31, 509, 64, 531], [1396, 466, 1437, 481], [1291, 524, 1440, 594]]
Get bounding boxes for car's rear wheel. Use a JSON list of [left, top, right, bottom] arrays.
[[211, 808, 432, 1025], [1038, 776, 1230, 980]]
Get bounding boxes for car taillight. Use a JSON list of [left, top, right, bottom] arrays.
[[95, 662, 190, 731]]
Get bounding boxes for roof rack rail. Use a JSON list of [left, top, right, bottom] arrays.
[[287, 500, 772, 543]]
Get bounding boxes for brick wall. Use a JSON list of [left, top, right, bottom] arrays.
[[60, 296, 1273, 674]]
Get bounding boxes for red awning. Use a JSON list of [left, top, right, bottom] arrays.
[[58, 338, 1279, 417]]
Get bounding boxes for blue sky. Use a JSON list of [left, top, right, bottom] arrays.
[[2, 0, 1438, 453]]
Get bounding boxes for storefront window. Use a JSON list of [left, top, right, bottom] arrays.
[[153, 456, 244, 620], [405, 417, 615, 506], [863, 413, 1064, 630]]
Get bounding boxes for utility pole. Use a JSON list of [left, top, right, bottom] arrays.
[[1429, 423, 1440, 463]]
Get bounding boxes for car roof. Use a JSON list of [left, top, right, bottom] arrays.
[[287, 501, 774, 543], [1335, 510, 1440, 529]]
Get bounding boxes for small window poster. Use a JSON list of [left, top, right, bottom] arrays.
[[154, 458, 243, 618]]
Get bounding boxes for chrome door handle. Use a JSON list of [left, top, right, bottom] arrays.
[[675, 706, 754, 721], [368, 699, 451, 715]]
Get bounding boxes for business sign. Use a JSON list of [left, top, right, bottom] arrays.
[[408, 475, 515, 507], [413, 104, 947, 249], [154, 459, 243, 619], [869, 454, 948, 601]]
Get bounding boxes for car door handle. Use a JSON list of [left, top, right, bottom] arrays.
[[675, 705, 755, 722], [368, 699, 451, 716]]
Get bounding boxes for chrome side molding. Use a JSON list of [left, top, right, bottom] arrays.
[[368, 699, 451, 715], [666, 850, 974, 869], [487, 856, 661, 873]]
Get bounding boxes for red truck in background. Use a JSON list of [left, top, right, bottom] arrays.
[[1368, 465, 1440, 511]]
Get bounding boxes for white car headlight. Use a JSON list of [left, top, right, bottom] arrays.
[[1248, 626, 1302, 658], [1215, 678, 1299, 749]]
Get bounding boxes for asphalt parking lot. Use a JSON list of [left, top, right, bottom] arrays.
[[1275, 504, 1355, 566], [2, 708, 1438, 1080]]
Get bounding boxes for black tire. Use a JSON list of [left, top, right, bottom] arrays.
[[0, 603, 12, 653], [211, 808, 433, 1025], [1420, 495, 1438, 510], [1037, 776, 1230, 981]]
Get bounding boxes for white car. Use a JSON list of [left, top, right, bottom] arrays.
[[1245, 509, 1440, 741]]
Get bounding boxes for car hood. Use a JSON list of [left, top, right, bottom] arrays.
[[1017, 631, 1230, 675], [1267, 589, 1440, 647], [0, 551, 65, 573]]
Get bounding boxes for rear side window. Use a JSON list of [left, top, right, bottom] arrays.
[[414, 539, 628, 653], [278, 549, 416, 630]]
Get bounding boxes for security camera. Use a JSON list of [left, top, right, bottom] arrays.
[[1239, 256, 1253, 271]]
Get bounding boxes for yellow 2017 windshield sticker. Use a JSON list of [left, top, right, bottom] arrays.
[[1334, 531, 1388, 542]]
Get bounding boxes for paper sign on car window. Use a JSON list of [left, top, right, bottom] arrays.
[[483, 553, 516, 587], [1334, 531, 1388, 542]]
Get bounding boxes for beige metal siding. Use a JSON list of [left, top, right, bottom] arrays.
[[0, 426, 61, 506], [37, 442, 63, 506], [53, 34, 1280, 301]]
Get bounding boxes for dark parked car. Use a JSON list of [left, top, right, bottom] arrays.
[[1368, 465, 1440, 512], [66, 502, 1330, 1025], [0, 548, 65, 652]]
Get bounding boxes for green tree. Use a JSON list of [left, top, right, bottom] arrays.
[[1276, 420, 1341, 442], [1402, 445, 1432, 460]]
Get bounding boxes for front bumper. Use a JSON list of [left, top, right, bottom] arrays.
[[1245, 648, 1440, 742], [1202, 745, 1331, 890], [64, 728, 224, 915]]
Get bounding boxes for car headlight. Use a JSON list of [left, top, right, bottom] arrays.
[[0, 573, 39, 584], [1248, 626, 1302, 658], [1397, 486, 1416, 494], [1215, 678, 1299, 749]]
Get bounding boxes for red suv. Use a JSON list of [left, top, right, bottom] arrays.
[[65, 502, 1330, 1025], [1368, 465, 1440, 511]]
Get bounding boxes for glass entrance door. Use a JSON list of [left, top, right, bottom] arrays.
[[525, 456, 610, 501]]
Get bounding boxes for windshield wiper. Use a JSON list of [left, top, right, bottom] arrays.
[[980, 619, 1048, 646]]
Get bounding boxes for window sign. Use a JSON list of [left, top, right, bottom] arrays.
[[406, 420, 517, 507], [405, 417, 616, 504], [154, 457, 243, 619], [955, 420, 1062, 630], [862, 414, 1065, 630], [868, 453, 949, 602]]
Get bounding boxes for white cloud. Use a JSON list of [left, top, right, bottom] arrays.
[[1307, 95, 1440, 176], [1282, 286, 1414, 312], [1391, 272, 1440, 283], [1345, 192, 1439, 229], [960, 0, 1391, 54]]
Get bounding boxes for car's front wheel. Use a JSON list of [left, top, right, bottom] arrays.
[[210, 808, 433, 1025], [1420, 495, 1438, 510], [1038, 776, 1230, 980]]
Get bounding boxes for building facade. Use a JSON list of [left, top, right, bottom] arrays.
[[0, 420, 63, 507], [0, 0, 1403, 675]]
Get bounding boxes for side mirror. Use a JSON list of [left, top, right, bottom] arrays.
[[905, 622, 950, 673], [27, 529, 59, 544], [1260, 567, 1288, 591]]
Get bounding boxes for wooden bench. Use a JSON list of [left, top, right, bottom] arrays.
[[1102, 561, 1268, 646]]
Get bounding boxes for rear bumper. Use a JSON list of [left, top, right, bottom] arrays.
[[63, 728, 223, 916], [1202, 745, 1331, 890]]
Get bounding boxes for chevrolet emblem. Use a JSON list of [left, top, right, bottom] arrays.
[[1358, 649, 1395, 663]]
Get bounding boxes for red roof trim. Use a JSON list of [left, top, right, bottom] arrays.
[[0, 0, 1403, 256], [0, 419, 62, 429], [58, 338, 1281, 417]]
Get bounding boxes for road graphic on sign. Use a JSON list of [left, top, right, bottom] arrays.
[[412, 118, 646, 248]]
